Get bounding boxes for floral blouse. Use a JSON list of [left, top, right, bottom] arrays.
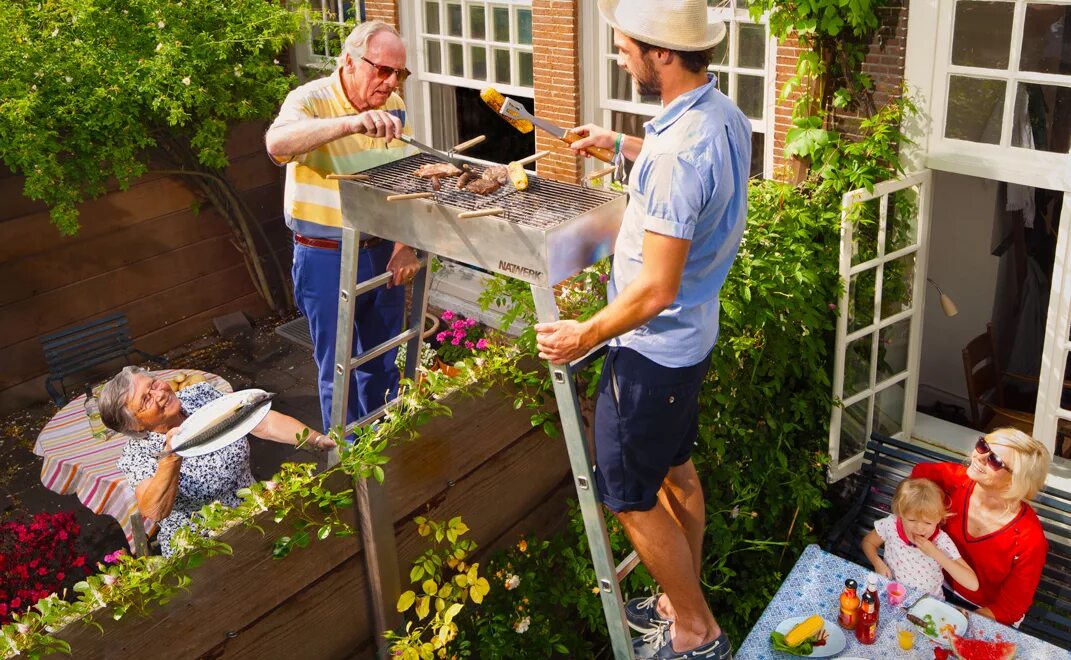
[[117, 382, 253, 557]]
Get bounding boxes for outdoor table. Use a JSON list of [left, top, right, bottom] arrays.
[[737, 544, 1071, 659], [33, 369, 231, 555]]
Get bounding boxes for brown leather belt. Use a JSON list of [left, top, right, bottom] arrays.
[[294, 234, 383, 250]]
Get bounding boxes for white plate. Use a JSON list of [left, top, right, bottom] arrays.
[[772, 616, 847, 657], [906, 594, 969, 647], [171, 389, 272, 457]]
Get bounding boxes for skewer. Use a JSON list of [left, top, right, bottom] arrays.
[[451, 135, 486, 154], [326, 173, 371, 181], [387, 192, 437, 202], [515, 150, 552, 167], [457, 208, 505, 219], [585, 166, 616, 181]]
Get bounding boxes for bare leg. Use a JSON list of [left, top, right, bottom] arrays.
[[653, 460, 706, 621], [617, 499, 719, 652]]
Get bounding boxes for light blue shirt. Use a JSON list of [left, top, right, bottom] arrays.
[[608, 75, 751, 367]]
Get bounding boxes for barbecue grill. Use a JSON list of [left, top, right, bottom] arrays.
[[338, 153, 625, 287]]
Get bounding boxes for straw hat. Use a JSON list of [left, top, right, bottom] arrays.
[[598, 0, 726, 52]]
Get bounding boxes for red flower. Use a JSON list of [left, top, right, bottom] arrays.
[[10, 598, 20, 609], [55, 572, 65, 581]]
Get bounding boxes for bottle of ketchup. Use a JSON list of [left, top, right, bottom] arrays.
[[838, 578, 860, 629], [855, 588, 879, 644]]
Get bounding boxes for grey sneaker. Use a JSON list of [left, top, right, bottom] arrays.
[[633, 628, 733, 660], [625, 593, 673, 633]]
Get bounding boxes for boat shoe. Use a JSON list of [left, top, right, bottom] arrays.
[[632, 626, 733, 660], [625, 593, 673, 633]]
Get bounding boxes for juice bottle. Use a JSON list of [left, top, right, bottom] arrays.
[[855, 589, 879, 645], [838, 578, 860, 629], [864, 572, 881, 618]]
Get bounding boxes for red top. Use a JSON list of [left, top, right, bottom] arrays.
[[911, 462, 1047, 625]]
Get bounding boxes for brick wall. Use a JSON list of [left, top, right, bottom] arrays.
[[531, 0, 584, 184], [771, 0, 909, 179], [364, 1, 400, 28]]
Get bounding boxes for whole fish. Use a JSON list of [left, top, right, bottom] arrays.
[[160, 391, 274, 458]]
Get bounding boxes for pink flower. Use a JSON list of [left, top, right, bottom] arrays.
[[103, 550, 126, 564], [465, 318, 477, 328], [464, 341, 474, 349], [441, 310, 455, 321], [476, 338, 489, 350], [451, 337, 461, 346], [436, 331, 449, 343], [451, 320, 465, 331], [599, 273, 609, 283]]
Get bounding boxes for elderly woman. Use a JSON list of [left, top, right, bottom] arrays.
[[911, 427, 1050, 626], [99, 366, 335, 557]]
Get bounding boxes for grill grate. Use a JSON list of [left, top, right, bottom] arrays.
[[358, 154, 620, 229]]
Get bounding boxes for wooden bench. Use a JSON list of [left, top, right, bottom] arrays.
[[40, 313, 168, 406], [825, 432, 1071, 650]]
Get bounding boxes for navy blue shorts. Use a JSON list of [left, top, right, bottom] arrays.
[[593, 347, 711, 513]]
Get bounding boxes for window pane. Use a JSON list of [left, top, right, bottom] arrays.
[[945, 76, 1006, 143], [446, 3, 463, 37], [880, 253, 916, 319], [750, 131, 765, 178], [425, 39, 442, 74], [873, 383, 905, 437], [448, 42, 464, 76], [609, 60, 632, 100], [470, 46, 487, 80], [840, 398, 870, 460], [494, 48, 511, 83], [877, 319, 911, 382], [714, 70, 729, 93], [469, 5, 486, 39], [845, 333, 875, 399], [736, 74, 764, 119], [951, 1, 1014, 69], [1012, 83, 1071, 154], [1020, 4, 1071, 74], [887, 186, 920, 253], [518, 51, 534, 87], [425, 1, 440, 34], [738, 23, 765, 69], [517, 8, 533, 45], [493, 7, 510, 41], [849, 269, 877, 333], [711, 30, 730, 66]]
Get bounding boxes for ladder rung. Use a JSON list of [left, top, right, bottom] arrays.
[[347, 328, 421, 370], [616, 550, 640, 580], [345, 397, 402, 437], [569, 341, 610, 373], [351, 271, 394, 297]]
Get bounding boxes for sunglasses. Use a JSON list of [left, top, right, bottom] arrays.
[[975, 436, 1014, 474], [360, 56, 410, 84]]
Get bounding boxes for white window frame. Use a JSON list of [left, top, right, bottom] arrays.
[[906, 0, 1071, 191], [829, 171, 934, 481], [587, 1, 776, 178], [905, 0, 1071, 464], [293, 0, 360, 79], [417, 0, 534, 98]]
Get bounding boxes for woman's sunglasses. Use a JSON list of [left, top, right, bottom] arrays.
[[361, 56, 411, 84], [975, 436, 1014, 474]]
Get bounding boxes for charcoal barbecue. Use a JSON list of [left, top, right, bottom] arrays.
[[337, 153, 625, 288]]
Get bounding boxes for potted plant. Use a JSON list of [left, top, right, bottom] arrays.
[[433, 310, 490, 377]]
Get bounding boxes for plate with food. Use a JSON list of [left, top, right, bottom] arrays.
[[905, 595, 969, 647], [769, 615, 846, 657]]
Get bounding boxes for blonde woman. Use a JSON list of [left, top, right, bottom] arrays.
[[912, 428, 1050, 625]]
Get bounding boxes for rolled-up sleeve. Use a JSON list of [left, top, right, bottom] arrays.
[[268, 89, 314, 165], [639, 154, 708, 240]]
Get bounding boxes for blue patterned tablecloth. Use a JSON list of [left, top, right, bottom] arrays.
[[736, 544, 1070, 659]]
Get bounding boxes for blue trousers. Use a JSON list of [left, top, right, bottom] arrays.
[[292, 240, 404, 434]]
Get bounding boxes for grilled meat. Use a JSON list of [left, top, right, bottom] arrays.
[[414, 163, 464, 178], [457, 171, 476, 190], [464, 178, 502, 195], [481, 165, 510, 185], [430, 175, 442, 191]]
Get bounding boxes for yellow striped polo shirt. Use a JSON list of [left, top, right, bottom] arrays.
[[270, 70, 412, 240]]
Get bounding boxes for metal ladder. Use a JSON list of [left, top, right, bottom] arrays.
[[328, 230, 638, 659]]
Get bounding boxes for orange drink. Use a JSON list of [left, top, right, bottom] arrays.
[[897, 624, 915, 651]]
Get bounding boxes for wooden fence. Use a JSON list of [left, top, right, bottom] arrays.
[[48, 386, 573, 659], [0, 121, 289, 414]]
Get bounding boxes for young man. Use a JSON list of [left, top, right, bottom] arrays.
[[535, 1, 751, 657], [265, 21, 422, 435]]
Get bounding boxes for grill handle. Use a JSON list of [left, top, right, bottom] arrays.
[[387, 192, 436, 202], [457, 208, 505, 219]]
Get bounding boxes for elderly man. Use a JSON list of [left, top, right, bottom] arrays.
[[535, 1, 750, 658], [265, 21, 421, 435]]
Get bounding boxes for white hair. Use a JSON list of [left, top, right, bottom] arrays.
[[337, 20, 401, 68]]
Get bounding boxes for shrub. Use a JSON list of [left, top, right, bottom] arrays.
[[0, 513, 90, 625]]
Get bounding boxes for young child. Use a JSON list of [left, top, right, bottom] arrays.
[[862, 477, 979, 597]]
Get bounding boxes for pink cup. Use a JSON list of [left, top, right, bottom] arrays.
[[886, 581, 907, 606]]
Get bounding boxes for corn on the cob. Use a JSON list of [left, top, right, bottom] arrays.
[[784, 615, 824, 647], [480, 87, 534, 133], [507, 161, 529, 190]]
